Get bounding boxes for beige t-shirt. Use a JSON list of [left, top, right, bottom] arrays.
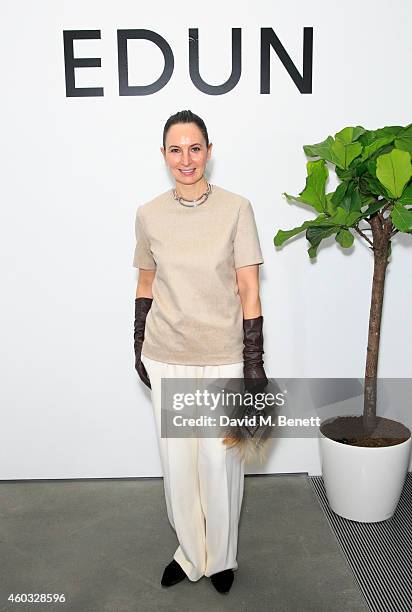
[[133, 183, 264, 365]]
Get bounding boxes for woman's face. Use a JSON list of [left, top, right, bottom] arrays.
[[161, 122, 212, 187]]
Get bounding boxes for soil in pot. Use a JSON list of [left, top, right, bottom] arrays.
[[320, 416, 411, 447]]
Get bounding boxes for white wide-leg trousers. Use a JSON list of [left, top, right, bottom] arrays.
[[141, 354, 245, 582]]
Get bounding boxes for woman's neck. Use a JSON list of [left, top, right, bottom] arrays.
[[175, 177, 208, 200]]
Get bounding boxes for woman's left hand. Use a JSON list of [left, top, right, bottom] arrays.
[[243, 316, 268, 393]]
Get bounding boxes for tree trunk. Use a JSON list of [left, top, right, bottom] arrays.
[[363, 214, 390, 433]]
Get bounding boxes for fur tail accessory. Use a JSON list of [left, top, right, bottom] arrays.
[[221, 383, 279, 464], [221, 315, 274, 463]]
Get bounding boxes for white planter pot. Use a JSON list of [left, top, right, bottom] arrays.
[[319, 430, 412, 522]]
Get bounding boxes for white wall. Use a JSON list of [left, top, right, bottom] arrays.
[[1, 0, 411, 479]]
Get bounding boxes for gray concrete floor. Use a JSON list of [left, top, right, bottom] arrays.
[[0, 475, 367, 612]]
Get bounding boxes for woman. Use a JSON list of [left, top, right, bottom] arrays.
[[133, 110, 268, 594]]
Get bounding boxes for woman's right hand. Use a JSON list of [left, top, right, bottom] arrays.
[[135, 353, 151, 389], [134, 296, 153, 390]]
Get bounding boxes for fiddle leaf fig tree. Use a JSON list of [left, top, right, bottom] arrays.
[[274, 123, 412, 433]]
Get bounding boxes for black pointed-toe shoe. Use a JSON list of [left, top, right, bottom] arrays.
[[210, 569, 234, 594], [161, 559, 187, 587]]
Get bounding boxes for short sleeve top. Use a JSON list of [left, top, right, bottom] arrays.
[[133, 183, 264, 365]]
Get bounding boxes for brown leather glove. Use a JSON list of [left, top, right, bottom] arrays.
[[134, 297, 153, 389], [243, 315, 268, 393]]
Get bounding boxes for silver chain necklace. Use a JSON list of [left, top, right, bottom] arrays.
[[173, 181, 212, 207]]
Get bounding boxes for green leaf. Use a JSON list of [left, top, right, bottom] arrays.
[[366, 158, 377, 175], [359, 200, 384, 219], [274, 203, 361, 247], [394, 123, 412, 153], [274, 205, 362, 255], [334, 126, 366, 143], [330, 181, 349, 207], [345, 210, 364, 225], [331, 126, 365, 170], [303, 136, 340, 166], [360, 173, 390, 198], [274, 210, 339, 247], [283, 159, 328, 213], [336, 228, 354, 248], [324, 206, 362, 226], [397, 182, 412, 205], [390, 202, 412, 232], [325, 192, 337, 215], [335, 166, 355, 181], [306, 226, 338, 258], [340, 182, 362, 214], [315, 206, 361, 227], [331, 138, 363, 170], [376, 149, 412, 198], [354, 160, 370, 177], [374, 125, 404, 138], [359, 126, 403, 147], [315, 207, 346, 226], [360, 136, 395, 162], [359, 193, 377, 207], [274, 220, 313, 246]]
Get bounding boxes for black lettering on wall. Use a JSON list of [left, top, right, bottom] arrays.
[[63, 30, 103, 97], [117, 29, 174, 96], [188, 28, 241, 95], [260, 27, 313, 94], [63, 27, 315, 97]]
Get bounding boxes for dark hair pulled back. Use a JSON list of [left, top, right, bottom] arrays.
[[162, 110, 209, 149]]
